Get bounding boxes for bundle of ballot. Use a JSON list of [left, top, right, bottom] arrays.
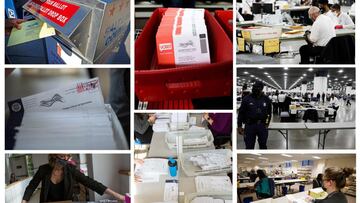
[[7, 78, 126, 150], [189, 151, 232, 171], [180, 149, 232, 176], [308, 188, 327, 199], [156, 8, 210, 66]]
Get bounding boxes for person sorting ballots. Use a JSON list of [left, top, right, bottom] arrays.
[[22, 154, 125, 203], [299, 6, 335, 64], [238, 81, 272, 149]]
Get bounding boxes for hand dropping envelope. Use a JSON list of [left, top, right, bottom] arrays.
[[7, 19, 55, 47]]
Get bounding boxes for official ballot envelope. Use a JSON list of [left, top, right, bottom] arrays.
[[7, 78, 128, 150], [156, 8, 210, 66], [22, 0, 130, 64]]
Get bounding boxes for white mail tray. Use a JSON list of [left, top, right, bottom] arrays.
[[165, 129, 214, 150], [179, 149, 232, 176], [169, 122, 190, 131], [185, 193, 232, 203]]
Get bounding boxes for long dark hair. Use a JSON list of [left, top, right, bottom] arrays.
[[324, 168, 354, 189], [257, 169, 267, 179]]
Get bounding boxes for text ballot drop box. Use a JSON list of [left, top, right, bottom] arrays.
[[23, 0, 130, 64]]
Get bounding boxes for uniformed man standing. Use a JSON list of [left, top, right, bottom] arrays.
[[238, 81, 272, 149]]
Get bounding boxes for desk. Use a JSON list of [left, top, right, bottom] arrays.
[[274, 179, 308, 197], [135, 161, 228, 203], [268, 123, 306, 149], [280, 6, 310, 12], [239, 182, 255, 189], [305, 122, 355, 149], [147, 132, 215, 158]]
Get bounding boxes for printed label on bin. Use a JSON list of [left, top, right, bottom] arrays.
[[24, 0, 80, 27]]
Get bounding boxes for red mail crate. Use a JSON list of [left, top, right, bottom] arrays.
[[214, 10, 233, 41], [135, 8, 232, 104]]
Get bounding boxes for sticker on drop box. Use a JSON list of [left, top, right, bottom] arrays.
[[24, 0, 80, 27]]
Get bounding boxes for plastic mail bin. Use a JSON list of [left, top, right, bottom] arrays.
[[23, 0, 130, 64], [214, 10, 233, 41], [135, 8, 232, 103]]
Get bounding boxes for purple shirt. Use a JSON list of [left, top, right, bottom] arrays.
[[208, 113, 232, 136]]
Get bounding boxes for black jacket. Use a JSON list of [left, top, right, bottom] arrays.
[[315, 191, 348, 203], [23, 164, 107, 202]]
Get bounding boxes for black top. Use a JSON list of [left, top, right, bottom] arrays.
[[23, 164, 107, 203], [315, 191, 348, 203], [47, 180, 65, 202], [238, 94, 272, 126]]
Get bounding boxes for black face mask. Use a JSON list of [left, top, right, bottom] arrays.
[[252, 86, 263, 96], [55, 158, 67, 167]]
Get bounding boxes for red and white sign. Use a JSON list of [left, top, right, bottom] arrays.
[[25, 0, 80, 27]]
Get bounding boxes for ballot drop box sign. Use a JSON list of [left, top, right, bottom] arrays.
[[24, 0, 80, 27]]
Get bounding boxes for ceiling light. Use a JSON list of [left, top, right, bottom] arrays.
[[258, 157, 269, 160], [281, 154, 293, 157], [338, 69, 343, 73], [308, 68, 313, 71], [244, 71, 249, 74], [312, 156, 321, 159], [250, 75, 254, 78], [245, 157, 256, 160], [284, 67, 288, 70], [251, 153, 262, 156]]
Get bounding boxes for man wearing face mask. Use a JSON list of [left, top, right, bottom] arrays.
[[318, 0, 339, 23], [237, 81, 272, 149], [299, 6, 335, 64], [331, 4, 355, 29], [22, 154, 125, 203]]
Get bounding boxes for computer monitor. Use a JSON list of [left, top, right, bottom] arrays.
[[252, 2, 274, 14]]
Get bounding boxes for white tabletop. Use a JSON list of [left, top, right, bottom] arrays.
[[305, 122, 355, 130], [275, 179, 307, 185], [269, 123, 306, 130], [239, 182, 255, 189]]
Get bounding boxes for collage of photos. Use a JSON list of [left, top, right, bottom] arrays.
[[1, 0, 357, 203]]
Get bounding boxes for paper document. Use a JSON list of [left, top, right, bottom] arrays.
[[134, 158, 169, 183], [195, 176, 232, 193], [7, 19, 55, 47], [8, 78, 119, 150], [164, 180, 178, 202]]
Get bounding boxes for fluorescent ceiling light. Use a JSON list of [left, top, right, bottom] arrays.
[[281, 154, 293, 157]]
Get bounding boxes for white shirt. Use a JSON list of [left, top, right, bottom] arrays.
[[324, 10, 339, 24], [329, 97, 339, 107], [271, 95, 278, 103], [309, 14, 336, 47], [278, 94, 286, 102], [337, 12, 355, 28]]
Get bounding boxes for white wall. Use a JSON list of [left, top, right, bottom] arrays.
[[87, 154, 130, 201]]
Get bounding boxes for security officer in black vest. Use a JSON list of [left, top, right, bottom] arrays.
[[238, 81, 272, 149]]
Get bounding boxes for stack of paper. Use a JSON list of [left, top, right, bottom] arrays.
[[134, 158, 169, 182], [153, 114, 171, 132], [189, 152, 232, 171], [9, 78, 120, 150], [195, 176, 232, 193], [171, 113, 188, 123]]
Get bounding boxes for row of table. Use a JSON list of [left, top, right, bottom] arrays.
[[268, 122, 355, 149], [135, 115, 230, 203]]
